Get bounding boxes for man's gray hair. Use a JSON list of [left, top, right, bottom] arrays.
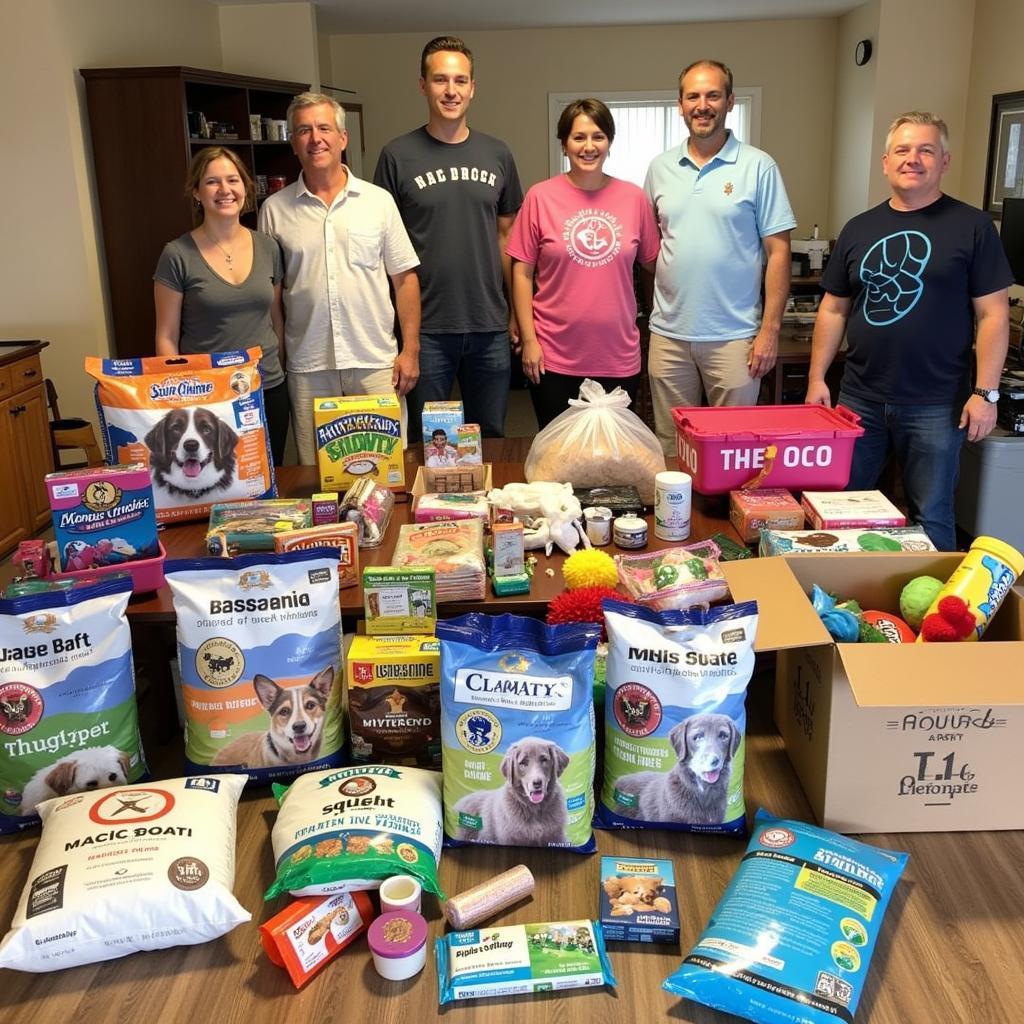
[[287, 92, 346, 135], [885, 112, 949, 153]]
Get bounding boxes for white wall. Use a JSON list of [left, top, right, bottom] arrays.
[[330, 18, 839, 237], [828, 0, 879, 235], [219, 1, 320, 88], [1, 0, 223, 427]]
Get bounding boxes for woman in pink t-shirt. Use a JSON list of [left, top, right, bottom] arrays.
[[507, 98, 660, 428]]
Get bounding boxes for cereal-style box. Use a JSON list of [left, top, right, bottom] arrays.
[[729, 487, 804, 543], [314, 394, 405, 492], [346, 634, 441, 766], [47, 463, 160, 571], [422, 401, 463, 467], [599, 856, 680, 944]]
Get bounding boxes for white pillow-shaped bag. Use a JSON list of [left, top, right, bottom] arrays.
[[0, 774, 250, 972]]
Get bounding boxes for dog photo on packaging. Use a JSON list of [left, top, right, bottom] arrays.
[[165, 549, 344, 785], [598, 598, 758, 835]]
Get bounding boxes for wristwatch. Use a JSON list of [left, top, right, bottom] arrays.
[[972, 386, 1001, 403]]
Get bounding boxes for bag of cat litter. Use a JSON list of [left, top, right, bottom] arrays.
[[86, 348, 275, 524], [437, 613, 600, 853], [0, 576, 147, 835], [165, 548, 344, 786], [597, 598, 758, 834], [663, 808, 908, 1024], [266, 764, 443, 899], [0, 774, 250, 972]]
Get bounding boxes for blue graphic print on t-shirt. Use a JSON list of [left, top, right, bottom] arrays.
[[859, 230, 931, 326]]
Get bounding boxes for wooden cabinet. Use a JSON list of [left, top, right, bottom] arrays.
[[80, 67, 309, 360], [0, 341, 53, 558]]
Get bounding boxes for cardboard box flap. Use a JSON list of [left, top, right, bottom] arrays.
[[721, 557, 831, 652], [837, 643, 1024, 707]]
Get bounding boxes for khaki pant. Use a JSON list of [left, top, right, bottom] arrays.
[[648, 332, 760, 457]]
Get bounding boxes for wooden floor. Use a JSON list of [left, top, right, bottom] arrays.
[[3, 674, 1023, 1024]]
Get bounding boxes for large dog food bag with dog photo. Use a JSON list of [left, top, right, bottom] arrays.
[[663, 808, 908, 1024], [0, 773, 250, 972], [266, 764, 443, 899], [165, 548, 344, 785], [437, 613, 601, 853], [86, 348, 275, 524], [0, 576, 147, 835], [597, 598, 758, 834]]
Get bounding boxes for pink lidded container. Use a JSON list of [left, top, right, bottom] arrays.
[[367, 910, 428, 981], [671, 404, 864, 495]]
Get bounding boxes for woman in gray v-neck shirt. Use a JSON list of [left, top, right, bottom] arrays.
[[154, 147, 290, 464]]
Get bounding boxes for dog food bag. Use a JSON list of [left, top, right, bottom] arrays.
[[663, 808, 908, 1024], [266, 764, 444, 899], [437, 613, 600, 853], [86, 348, 275, 524], [165, 548, 344, 785], [0, 773, 250, 972], [598, 598, 758, 835], [0, 577, 148, 835], [436, 919, 615, 1004]]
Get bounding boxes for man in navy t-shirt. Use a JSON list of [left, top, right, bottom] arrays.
[[806, 112, 1012, 550]]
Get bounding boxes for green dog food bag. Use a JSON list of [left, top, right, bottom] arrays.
[[266, 764, 444, 899]]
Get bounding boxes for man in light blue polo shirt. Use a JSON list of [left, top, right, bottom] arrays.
[[645, 59, 796, 455]]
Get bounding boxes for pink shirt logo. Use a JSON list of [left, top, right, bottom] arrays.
[[564, 209, 622, 267]]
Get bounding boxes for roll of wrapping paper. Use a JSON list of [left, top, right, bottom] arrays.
[[443, 865, 535, 930]]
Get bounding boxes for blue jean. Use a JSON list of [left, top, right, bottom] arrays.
[[839, 389, 965, 551], [407, 331, 511, 441]]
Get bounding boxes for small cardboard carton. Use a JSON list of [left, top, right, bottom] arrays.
[[720, 552, 1024, 834], [598, 856, 680, 945], [410, 463, 492, 500]]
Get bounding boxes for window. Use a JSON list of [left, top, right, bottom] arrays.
[[548, 89, 761, 187]]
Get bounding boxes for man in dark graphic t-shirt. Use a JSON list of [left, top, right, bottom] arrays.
[[374, 35, 524, 440], [806, 111, 1012, 550]]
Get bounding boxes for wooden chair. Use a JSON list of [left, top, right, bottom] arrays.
[[45, 378, 104, 469]]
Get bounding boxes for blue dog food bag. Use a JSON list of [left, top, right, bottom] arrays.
[[664, 808, 908, 1023], [0, 577, 147, 834], [437, 613, 600, 853], [598, 599, 758, 834], [165, 548, 344, 785]]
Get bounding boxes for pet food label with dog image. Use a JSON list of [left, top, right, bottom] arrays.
[[165, 548, 344, 785], [437, 613, 600, 853], [598, 598, 758, 835], [86, 348, 275, 525], [663, 808, 908, 1024], [0, 774, 250, 972], [266, 764, 444, 899], [0, 577, 148, 835]]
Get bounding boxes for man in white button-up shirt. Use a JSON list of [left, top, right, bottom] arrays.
[[259, 92, 421, 464]]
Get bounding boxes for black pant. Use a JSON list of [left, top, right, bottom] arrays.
[[263, 379, 291, 466], [530, 370, 641, 430]]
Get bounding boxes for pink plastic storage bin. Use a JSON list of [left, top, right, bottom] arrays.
[[671, 404, 864, 495], [57, 541, 167, 594]]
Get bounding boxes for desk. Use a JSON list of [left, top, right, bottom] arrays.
[[4, 444, 1024, 1023]]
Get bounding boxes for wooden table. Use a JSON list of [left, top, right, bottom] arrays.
[[3, 443, 1024, 1023]]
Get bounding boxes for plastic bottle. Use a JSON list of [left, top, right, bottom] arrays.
[[917, 535, 1024, 642]]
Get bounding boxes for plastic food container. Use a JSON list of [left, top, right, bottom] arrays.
[[671, 404, 864, 495], [367, 910, 428, 980], [57, 540, 167, 593]]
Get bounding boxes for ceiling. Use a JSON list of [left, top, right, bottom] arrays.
[[212, 0, 862, 35]]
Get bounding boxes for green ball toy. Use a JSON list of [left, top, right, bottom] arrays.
[[900, 576, 944, 630]]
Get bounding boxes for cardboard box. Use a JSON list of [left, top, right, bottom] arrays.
[[410, 463, 492, 500], [313, 394, 405, 493], [362, 566, 436, 634], [800, 490, 906, 530], [720, 553, 1024, 833], [729, 488, 804, 543], [598, 856, 680, 944]]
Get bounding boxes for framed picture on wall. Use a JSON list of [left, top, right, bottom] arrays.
[[983, 90, 1024, 215]]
